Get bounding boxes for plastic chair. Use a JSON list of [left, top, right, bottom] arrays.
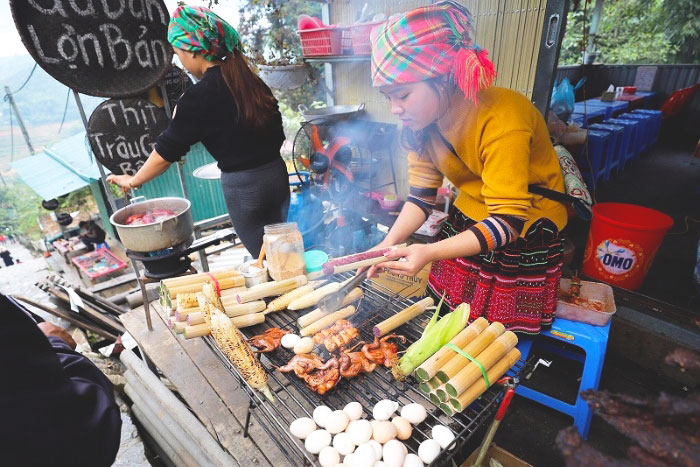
[[660, 84, 700, 120], [605, 118, 642, 167], [515, 318, 611, 439], [588, 123, 625, 180], [578, 130, 610, 188]]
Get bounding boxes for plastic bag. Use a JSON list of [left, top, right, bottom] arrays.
[[550, 77, 575, 121]]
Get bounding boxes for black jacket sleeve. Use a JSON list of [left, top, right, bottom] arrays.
[[0, 295, 121, 467]]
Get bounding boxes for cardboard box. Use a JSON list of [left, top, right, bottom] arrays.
[[369, 262, 432, 299], [463, 444, 532, 467]]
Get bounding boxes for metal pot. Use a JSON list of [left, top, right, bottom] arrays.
[[110, 197, 193, 252]]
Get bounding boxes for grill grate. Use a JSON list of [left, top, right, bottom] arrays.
[[203, 272, 526, 466]]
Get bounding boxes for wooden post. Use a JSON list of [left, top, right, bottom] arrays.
[[72, 90, 118, 213]]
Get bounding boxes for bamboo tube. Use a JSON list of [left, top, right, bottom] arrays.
[[436, 388, 449, 402], [173, 321, 187, 334], [299, 305, 356, 337], [429, 392, 441, 407], [435, 322, 505, 384], [175, 306, 199, 322], [444, 331, 518, 398], [296, 288, 363, 328], [230, 313, 266, 328], [418, 381, 432, 394], [223, 301, 266, 318], [321, 243, 407, 275], [427, 376, 441, 389], [439, 403, 454, 416], [161, 269, 241, 289], [452, 348, 522, 412], [167, 276, 245, 299], [373, 297, 434, 337], [415, 317, 489, 381], [235, 276, 308, 303], [264, 283, 315, 314], [183, 313, 266, 339], [187, 312, 205, 326], [287, 282, 341, 311]]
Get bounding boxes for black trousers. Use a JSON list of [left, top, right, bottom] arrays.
[[220, 158, 290, 257]]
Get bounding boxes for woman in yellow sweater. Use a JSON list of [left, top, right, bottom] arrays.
[[368, 1, 567, 334]]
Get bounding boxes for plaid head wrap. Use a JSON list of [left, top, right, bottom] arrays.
[[168, 5, 242, 61], [371, 1, 496, 104]]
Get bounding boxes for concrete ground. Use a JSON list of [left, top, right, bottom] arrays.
[[489, 137, 700, 465]]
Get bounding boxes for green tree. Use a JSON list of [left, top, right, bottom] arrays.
[[661, 0, 700, 63], [559, 0, 697, 65], [0, 182, 43, 239]]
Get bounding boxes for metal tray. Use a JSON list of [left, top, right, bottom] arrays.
[[298, 103, 365, 123], [203, 273, 526, 466]]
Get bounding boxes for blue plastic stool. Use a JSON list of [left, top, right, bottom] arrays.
[[95, 242, 110, 251], [631, 109, 662, 143], [620, 113, 654, 152], [578, 130, 610, 188], [606, 118, 642, 167], [587, 123, 625, 180], [515, 318, 611, 439]]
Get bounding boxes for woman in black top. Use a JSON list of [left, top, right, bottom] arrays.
[[107, 5, 289, 257]]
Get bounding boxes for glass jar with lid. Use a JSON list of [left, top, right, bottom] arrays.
[[263, 222, 306, 281]]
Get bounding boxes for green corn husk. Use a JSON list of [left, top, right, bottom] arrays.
[[391, 295, 470, 380]]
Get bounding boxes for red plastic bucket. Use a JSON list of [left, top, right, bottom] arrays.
[[582, 203, 673, 290]]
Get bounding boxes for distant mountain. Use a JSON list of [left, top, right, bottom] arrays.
[[0, 55, 104, 128]]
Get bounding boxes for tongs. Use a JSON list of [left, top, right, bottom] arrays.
[[316, 273, 367, 315]]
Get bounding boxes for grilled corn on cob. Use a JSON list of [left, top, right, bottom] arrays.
[[209, 307, 274, 402]]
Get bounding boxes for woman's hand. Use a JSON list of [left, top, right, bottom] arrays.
[[378, 243, 435, 277], [362, 240, 394, 278], [105, 174, 137, 193]]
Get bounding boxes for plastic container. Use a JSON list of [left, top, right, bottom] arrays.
[[237, 260, 269, 288], [582, 203, 673, 290], [304, 250, 329, 273], [556, 278, 616, 326], [263, 222, 306, 281], [298, 27, 348, 56], [348, 21, 385, 55], [378, 194, 402, 210]]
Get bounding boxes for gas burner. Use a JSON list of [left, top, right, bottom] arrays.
[[126, 228, 236, 280]]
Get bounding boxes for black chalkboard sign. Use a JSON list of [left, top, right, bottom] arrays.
[[10, 0, 173, 98], [160, 64, 192, 112], [87, 98, 169, 175]]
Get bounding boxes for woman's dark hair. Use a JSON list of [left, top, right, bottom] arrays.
[[220, 49, 279, 130], [400, 78, 454, 153]]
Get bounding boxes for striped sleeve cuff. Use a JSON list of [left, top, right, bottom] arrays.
[[467, 216, 522, 253], [406, 186, 438, 216]]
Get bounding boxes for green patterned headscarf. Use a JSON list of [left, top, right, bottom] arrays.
[[168, 5, 242, 61]]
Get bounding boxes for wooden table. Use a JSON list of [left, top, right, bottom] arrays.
[[121, 304, 291, 466]]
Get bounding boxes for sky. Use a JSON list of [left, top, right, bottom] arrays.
[[0, 0, 245, 58]]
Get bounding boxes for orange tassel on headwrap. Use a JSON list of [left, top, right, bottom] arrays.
[[453, 47, 497, 105]]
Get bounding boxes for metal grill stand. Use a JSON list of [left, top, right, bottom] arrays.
[[129, 228, 236, 331], [204, 273, 526, 466]]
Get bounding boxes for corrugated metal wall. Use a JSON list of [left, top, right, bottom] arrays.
[[136, 143, 228, 222], [330, 0, 549, 123], [555, 64, 700, 137]]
